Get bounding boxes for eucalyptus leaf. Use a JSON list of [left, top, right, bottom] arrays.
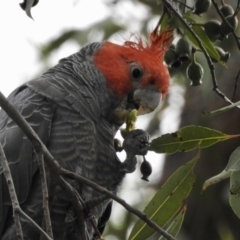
[[204, 100, 240, 116], [225, 147, 240, 172], [158, 206, 186, 240], [149, 126, 237, 154], [229, 171, 240, 219], [182, 15, 221, 63], [41, 18, 124, 59], [202, 170, 231, 191], [128, 154, 197, 240]]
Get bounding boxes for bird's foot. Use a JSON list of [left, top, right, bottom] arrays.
[[120, 129, 149, 173]]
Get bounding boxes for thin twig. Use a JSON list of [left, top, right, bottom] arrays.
[[85, 195, 109, 240], [174, 0, 193, 10], [162, 0, 237, 107], [36, 151, 53, 239], [19, 210, 53, 240], [0, 91, 176, 240], [58, 177, 87, 240], [211, 0, 240, 50], [232, 69, 240, 101], [0, 144, 23, 240], [60, 169, 176, 240]]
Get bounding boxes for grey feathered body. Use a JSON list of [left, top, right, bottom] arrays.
[[0, 42, 126, 239]]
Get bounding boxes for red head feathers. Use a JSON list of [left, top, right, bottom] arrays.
[[94, 28, 173, 98]]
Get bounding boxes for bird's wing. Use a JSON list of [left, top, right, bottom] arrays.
[[0, 86, 54, 235]]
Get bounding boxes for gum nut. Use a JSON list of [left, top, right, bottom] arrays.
[[164, 49, 178, 67], [220, 15, 238, 37], [203, 20, 221, 42], [193, 0, 211, 15], [212, 46, 230, 63], [187, 61, 204, 83], [220, 4, 234, 17], [140, 158, 152, 181], [176, 38, 192, 62]]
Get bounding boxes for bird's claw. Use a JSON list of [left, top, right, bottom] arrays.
[[123, 129, 149, 156], [120, 129, 149, 174]]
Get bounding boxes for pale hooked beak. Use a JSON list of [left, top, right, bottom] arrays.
[[126, 87, 161, 115]]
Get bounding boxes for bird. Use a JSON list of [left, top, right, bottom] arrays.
[[0, 26, 172, 239]]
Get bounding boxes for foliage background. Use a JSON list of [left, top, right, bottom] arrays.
[[1, 0, 240, 239]]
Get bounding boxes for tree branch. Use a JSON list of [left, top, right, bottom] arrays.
[[58, 176, 87, 240], [36, 151, 53, 239], [0, 144, 23, 240], [19, 210, 53, 240]]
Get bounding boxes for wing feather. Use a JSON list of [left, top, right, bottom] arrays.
[[0, 87, 54, 235]]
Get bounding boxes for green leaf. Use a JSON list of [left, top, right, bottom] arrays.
[[160, 13, 171, 33], [149, 126, 238, 154], [202, 170, 231, 191], [41, 18, 124, 59], [225, 147, 240, 172], [41, 30, 81, 59], [128, 154, 197, 240], [182, 15, 220, 63], [202, 147, 240, 191], [229, 171, 240, 218], [158, 205, 186, 240], [230, 170, 240, 195], [138, 0, 163, 15]]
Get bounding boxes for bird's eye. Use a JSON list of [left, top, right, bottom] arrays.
[[130, 64, 143, 81], [132, 68, 141, 78]]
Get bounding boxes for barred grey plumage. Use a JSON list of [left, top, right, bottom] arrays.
[[0, 42, 150, 239]]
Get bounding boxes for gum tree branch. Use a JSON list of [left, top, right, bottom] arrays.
[[0, 144, 23, 240], [36, 151, 53, 239], [19, 211, 53, 240], [162, 0, 237, 107], [0, 135, 53, 240], [58, 176, 87, 240], [0, 91, 176, 240]]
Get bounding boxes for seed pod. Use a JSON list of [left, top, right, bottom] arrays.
[[164, 49, 182, 68], [193, 0, 211, 15], [211, 46, 230, 63], [186, 56, 203, 86], [175, 38, 192, 62], [114, 138, 123, 152], [220, 14, 238, 38], [220, 4, 234, 17], [202, 20, 221, 42], [140, 156, 152, 182], [171, 59, 182, 68]]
